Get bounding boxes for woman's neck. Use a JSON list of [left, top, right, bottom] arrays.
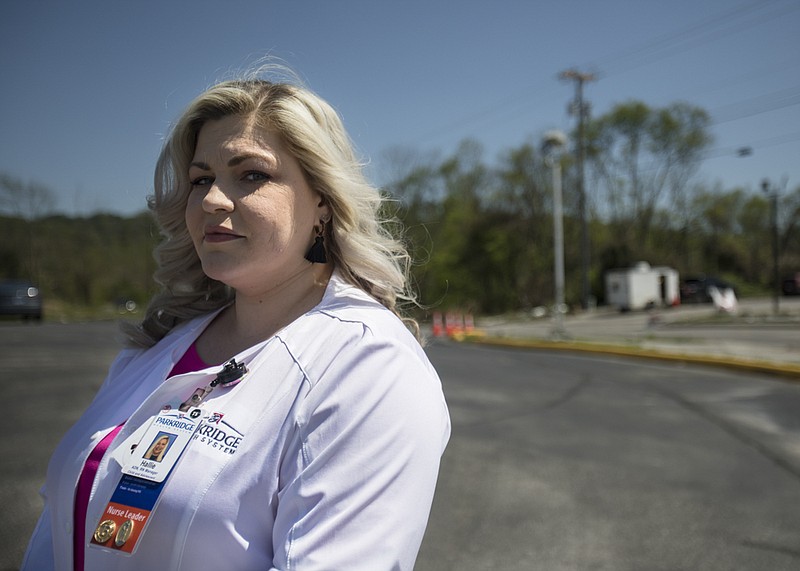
[[197, 263, 333, 364]]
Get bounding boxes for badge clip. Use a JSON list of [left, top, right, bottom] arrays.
[[212, 359, 248, 387], [178, 359, 247, 412]]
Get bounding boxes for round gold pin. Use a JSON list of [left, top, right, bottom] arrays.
[[115, 518, 135, 547], [93, 519, 116, 543]]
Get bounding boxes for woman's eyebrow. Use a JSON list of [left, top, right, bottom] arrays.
[[189, 152, 278, 171], [189, 161, 210, 170], [227, 152, 277, 167]]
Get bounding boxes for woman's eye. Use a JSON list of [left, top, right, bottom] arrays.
[[244, 171, 270, 183], [190, 176, 213, 187]]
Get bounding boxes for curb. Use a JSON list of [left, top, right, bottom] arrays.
[[460, 335, 800, 382]]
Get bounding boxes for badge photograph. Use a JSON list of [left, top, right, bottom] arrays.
[[121, 408, 202, 483], [141, 432, 175, 463]]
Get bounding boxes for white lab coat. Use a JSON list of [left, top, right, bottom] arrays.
[[22, 274, 450, 570]]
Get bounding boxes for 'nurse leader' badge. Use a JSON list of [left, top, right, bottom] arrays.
[[90, 407, 203, 555]]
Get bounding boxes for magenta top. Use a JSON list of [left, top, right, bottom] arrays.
[[72, 342, 209, 570]]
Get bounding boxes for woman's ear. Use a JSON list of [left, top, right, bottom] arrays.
[[317, 196, 331, 223]]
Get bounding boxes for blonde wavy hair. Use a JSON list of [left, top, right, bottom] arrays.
[[125, 77, 416, 347]]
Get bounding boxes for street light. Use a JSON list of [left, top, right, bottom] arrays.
[[542, 130, 569, 339], [761, 179, 780, 316]]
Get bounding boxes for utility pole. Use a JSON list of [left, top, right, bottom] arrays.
[[560, 69, 595, 310], [542, 130, 568, 339], [761, 179, 780, 316]]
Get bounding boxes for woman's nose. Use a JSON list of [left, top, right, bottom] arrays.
[[202, 181, 234, 213]]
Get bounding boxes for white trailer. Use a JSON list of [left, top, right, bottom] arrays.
[[605, 262, 679, 311]]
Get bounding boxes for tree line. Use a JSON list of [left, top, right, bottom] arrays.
[[383, 100, 800, 314], [2, 100, 799, 318], [1, 211, 159, 312]]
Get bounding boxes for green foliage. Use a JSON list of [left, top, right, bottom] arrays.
[[0, 172, 56, 220], [0, 211, 159, 317], [384, 111, 797, 312], [585, 100, 713, 244], [3, 92, 799, 320]]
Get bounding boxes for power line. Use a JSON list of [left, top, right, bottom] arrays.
[[409, 0, 798, 151], [589, 0, 800, 79], [704, 130, 800, 160], [413, 81, 562, 147], [681, 56, 800, 101], [710, 86, 800, 124]]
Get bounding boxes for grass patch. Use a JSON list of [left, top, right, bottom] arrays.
[[42, 299, 143, 323]]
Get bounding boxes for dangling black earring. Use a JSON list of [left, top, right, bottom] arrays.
[[304, 220, 327, 264]]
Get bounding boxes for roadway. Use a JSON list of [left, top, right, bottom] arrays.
[[416, 340, 800, 570], [2, 321, 799, 570]]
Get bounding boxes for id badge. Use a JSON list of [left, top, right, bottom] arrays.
[[90, 407, 203, 555]]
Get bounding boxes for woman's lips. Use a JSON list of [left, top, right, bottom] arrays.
[[203, 227, 243, 243]]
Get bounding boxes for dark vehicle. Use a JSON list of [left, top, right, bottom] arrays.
[[680, 276, 733, 304], [0, 280, 43, 320], [783, 273, 800, 296]]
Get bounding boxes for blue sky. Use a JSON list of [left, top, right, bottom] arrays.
[[1, 0, 798, 216]]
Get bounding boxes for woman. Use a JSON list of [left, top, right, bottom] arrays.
[[142, 435, 171, 462], [23, 76, 450, 570]]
